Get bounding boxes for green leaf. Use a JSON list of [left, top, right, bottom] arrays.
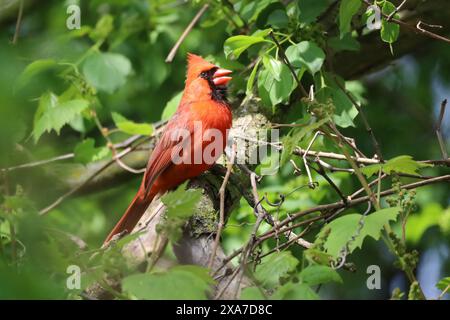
[[244, 0, 278, 23], [16, 59, 58, 89], [328, 33, 360, 52], [246, 59, 261, 95], [122, 265, 213, 300], [339, 0, 361, 35], [436, 277, 450, 292], [252, 28, 273, 38], [315, 86, 358, 128], [266, 9, 289, 29], [285, 41, 325, 74], [318, 207, 400, 258], [74, 138, 111, 164], [33, 92, 89, 142], [304, 248, 334, 266], [161, 91, 182, 121], [224, 34, 269, 59], [272, 282, 319, 300], [113, 232, 147, 250], [89, 14, 114, 41], [381, 1, 400, 44], [240, 287, 266, 300], [243, 0, 277, 22], [361, 155, 432, 177], [258, 63, 295, 109], [255, 2, 285, 29], [82, 52, 132, 93], [111, 112, 153, 136], [255, 251, 298, 287], [67, 26, 92, 39], [262, 55, 282, 81], [162, 183, 203, 220], [405, 203, 442, 244], [384, 155, 433, 175], [360, 165, 382, 177], [159, 183, 202, 242], [281, 117, 329, 165], [298, 0, 332, 24], [299, 265, 342, 286]]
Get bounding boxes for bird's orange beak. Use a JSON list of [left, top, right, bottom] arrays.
[[213, 68, 232, 86]]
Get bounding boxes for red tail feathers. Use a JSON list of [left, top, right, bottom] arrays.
[[103, 189, 155, 245]]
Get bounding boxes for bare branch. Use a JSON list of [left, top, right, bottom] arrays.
[[208, 144, 237, 270], [435, 99, 448, 160], [294, 147, 450, 167], [386, 0, 407, 22], [11, 0, 23, 44], [165, 4, 209, 63], [1, 153, 74, 172], [309, 159, 348, 204], [260, 174, 450, 240], [39, 138, 149, 215], [333, 78, 384, 162]]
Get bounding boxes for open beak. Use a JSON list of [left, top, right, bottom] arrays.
[[213, 68, 232, 86]]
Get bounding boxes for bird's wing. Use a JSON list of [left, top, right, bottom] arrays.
[[142, 105, 193, 193]]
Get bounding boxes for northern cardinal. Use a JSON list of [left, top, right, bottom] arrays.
[[104, 54, 232, 244]]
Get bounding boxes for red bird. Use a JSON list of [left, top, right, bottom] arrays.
[[105, 54, 233, 243]]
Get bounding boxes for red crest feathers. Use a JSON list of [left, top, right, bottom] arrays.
[[186, 53, 216, 84]]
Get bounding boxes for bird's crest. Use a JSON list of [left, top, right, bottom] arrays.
[[186, 53, 216, 84]]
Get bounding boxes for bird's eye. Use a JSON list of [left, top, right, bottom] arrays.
[[200, 71, 208, 78]]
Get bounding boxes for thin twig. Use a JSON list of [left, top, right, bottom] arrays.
[[213, 170, 314, 277], [294, 147, 450, 167], [350, 172, 388, 200], [214, 172, 450, 278], [333, 78, 384, 161], [386, 0, 407, 22], [269, 31, 308, 97], [257, 223, 314, 260], [208, 144, 237, 270], [435, 99, 448, 160], [260, 174, 450, 240], [309, 159, 347, 204], [1, 134, 150, 173], [233, 134, 283, 150], [437, 284, 450, 300], [165, 4, 209, 63], [1, 153, 74, 172], [213, 265, 241, 299], [12, 0, 24, 44], [215, 173, 267, 299], [302, 131, 321, 188], [92, 110, 146, 174], [327, 123, 380, 210], [315, 158, 354, 173], [39, 138, 150, 215], [231, 173, 267, 299]]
